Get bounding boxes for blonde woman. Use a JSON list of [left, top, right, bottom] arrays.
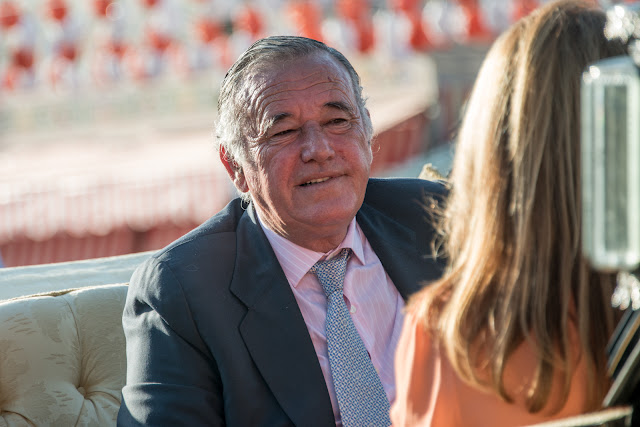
[[391, 1, 627, 425]]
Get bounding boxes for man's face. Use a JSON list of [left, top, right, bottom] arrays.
[[224, 52, 372, 252]]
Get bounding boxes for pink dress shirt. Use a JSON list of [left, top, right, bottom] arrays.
[[257, 214, 406, 426]]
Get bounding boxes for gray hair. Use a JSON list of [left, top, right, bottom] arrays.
[[215, 35, 373, 169]]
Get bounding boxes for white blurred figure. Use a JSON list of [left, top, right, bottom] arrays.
[[227, 0, 268, 67], [136, 0, 187, 81], [480, 0, 513, 34], [373, 6, 413, 62], [1, 3, 40, 92], [455, 0, 494, 44], [322, 15, 357, 55], [90, 0, 136, 86], [374, 0, 435, 67], [325, 0, 375, 56], [255, 0, 288, 35], [42, 0, 88, 92], [187, 0, 227, 74], [422, 0, 471, 47]]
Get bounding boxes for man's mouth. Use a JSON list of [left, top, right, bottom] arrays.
[[300, 177, 330, 187]]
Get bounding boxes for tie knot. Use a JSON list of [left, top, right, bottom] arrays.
[[310, 248, 351, 298]]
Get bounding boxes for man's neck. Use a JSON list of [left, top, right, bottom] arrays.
[[253, 205, 351, 254]]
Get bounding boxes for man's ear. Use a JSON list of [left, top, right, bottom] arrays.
[[365, 108, 373, 146], [219, 147, 249, 193]]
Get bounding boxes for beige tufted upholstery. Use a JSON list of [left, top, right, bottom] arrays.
[[0, 284, 127, 426]]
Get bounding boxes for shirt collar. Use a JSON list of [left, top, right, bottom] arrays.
[[255, 209, 365, 288]]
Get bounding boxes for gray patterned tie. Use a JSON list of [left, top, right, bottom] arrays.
[[309, 248, 391, 427]]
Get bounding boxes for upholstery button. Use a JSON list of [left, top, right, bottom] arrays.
[[77, 386, 86, 396]]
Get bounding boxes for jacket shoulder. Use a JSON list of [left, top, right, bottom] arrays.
[[364, 177, 447, 217], [161, 198, 245, 255], [129, 198, 244, 301]]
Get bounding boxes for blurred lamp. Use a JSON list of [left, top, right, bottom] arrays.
[[581, 2, 640, 272]]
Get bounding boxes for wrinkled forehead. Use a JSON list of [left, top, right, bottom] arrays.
[[240, 52, 356, 113]]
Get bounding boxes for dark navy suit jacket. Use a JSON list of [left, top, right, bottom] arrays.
[[118, 178, 446, 426]]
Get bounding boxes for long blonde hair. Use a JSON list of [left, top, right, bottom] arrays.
[[414, 0, 626, 413]]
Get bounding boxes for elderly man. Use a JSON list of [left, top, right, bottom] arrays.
[[118, 36, 445, 427]]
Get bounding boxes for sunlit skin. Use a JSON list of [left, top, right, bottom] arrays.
[[220, 52, 373, 252]]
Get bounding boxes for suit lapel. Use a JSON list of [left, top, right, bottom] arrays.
[[229, 205, 335, 426], [227, 200, 428, 424], [356, 203, 424, 301]]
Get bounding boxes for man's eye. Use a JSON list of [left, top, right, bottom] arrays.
[[273, 129, 295, 137], [327, 118, 351, 130]]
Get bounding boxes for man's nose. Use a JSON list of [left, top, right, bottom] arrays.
[[300, 125, 335, 163]]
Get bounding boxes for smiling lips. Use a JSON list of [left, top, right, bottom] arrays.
[[300, 177, 331, 187]]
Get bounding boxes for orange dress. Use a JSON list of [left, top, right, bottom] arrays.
[[391, 309, 591, 426]]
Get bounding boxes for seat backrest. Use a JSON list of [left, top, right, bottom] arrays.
[[0, 284, 127, 426]]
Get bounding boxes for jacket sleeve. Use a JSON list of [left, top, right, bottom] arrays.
[[117, 257, 225, 426]]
